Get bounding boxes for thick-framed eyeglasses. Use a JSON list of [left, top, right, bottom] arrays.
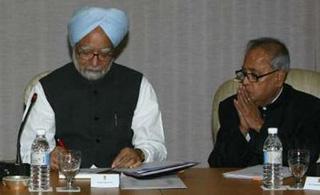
[[76, 46, 114, 61], [235, 69, 279, 82]]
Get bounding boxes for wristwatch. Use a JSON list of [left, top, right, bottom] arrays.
[[134, 148, 145, 162]]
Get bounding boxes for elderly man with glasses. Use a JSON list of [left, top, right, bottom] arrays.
[[20, 6, 167, 169], [208, 37, 320, 169]]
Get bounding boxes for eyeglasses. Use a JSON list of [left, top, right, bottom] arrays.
[[235, 69, 279, 82], [76, 46, 114, 61]]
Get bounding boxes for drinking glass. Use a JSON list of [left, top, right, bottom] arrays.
[[57, 150, 81, 192], [287, 149, 310, 189]]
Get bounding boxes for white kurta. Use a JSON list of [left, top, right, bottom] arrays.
[[20, 76, 167, 165]]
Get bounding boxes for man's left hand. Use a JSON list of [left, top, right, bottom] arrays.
[[234, 84, 264, 132], [111, 147, 144, 168]]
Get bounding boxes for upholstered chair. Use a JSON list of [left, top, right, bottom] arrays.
[[24, 71, 51, 105]]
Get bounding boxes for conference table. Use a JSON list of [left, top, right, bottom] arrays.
[[1, 168, 319, 194]]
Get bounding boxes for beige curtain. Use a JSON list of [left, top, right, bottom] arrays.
[[0, 0, 319, 167]]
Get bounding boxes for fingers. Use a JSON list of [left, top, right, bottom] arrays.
[[50, 146, 66, 171], [130, 161, 142, 168], [234, 98, 249, 132], [50, 159, 59, 171], [235, 85, 264, 132], [237, 85, 255, 113], [236, 88, 246, 112], [111, 148, 143, 169], [116, 158, 141, 169], [233, 98, 242, 115], [237, 85, 251, 104]]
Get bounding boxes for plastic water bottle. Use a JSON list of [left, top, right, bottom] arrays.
[[263, 127, 283, 189], [30, 129, 50, 190]]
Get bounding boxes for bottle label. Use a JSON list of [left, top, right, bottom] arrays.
[[264, 151, 282, 164], [31, 152, 50, 166]]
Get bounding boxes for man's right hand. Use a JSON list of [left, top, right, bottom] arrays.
[[234, 97, 250, 135], [111, 147, 144, 169], [50, 146, 66, 171], [233, 84, 264, 134]]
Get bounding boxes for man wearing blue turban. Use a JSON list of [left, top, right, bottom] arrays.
[[20, 6, 167, 169]]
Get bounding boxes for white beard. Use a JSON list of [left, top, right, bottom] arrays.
[[72, 49, 113, 81]]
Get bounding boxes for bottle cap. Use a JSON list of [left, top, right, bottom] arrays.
[[268, 127, 278, 134], [36, 129, 46, 135]]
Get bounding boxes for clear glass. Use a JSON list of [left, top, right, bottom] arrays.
[[288, 149, 310, 189], [57, 150, 81, 191]]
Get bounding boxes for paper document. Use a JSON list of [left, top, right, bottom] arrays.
[[59, 161, 197, 179], [304, 177, 320, 190], [120, 173, 186, 190], [223, 165, 291, 180], [118, 161, 198, 178]]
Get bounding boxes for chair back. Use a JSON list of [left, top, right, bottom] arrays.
[[212, 68, 320, 141], [24, 71, 51, 105]]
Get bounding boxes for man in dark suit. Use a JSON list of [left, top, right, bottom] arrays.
[[208, 37, 320, 168]]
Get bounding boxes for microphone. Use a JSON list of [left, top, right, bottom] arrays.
[[16, 93, 38, 164], [0, 93, 37, 180]]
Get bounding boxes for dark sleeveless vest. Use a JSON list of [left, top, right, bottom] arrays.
[[40, 62, 142, 168]]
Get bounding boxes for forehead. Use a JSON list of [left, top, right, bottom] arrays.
[[243, 48, 272, 72], [77, 27, 112, 48]]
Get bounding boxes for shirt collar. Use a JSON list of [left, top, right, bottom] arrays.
[[261, 86, 284, 111]]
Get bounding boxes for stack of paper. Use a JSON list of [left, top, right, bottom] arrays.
[[59, 161, 198, 179], [58, 161, 194, 190], [120, 174, 187, 190]]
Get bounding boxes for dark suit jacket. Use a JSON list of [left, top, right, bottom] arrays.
[[208, 84, 320, 168]]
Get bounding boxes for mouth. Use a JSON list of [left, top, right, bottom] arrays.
[[85, 68, 103, 73], [84, 65, 105, 72]]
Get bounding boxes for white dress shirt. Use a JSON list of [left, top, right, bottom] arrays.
[[20, 76, 167, 165]]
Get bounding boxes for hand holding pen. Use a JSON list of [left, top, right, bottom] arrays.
[[50, 138, 67, 171]]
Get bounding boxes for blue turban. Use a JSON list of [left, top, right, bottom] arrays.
[[68, 6, 129, 47]]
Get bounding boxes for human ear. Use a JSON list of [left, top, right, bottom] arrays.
[[275, 70, 286, 87]]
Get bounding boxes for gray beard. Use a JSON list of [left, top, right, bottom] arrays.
[[72, 50, 113, 81]]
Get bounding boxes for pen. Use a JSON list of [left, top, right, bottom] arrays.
[[56, 138, 67, 149]]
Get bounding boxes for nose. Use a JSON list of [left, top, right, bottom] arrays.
[[91, 54, 99, 67], [242, 76, 250, 85]]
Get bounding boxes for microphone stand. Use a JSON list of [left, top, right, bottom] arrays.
[[0, 93, 37, 180]]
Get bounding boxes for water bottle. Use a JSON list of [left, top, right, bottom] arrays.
[[30, 129, 50, 190], [263, 127, 283, 189]]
